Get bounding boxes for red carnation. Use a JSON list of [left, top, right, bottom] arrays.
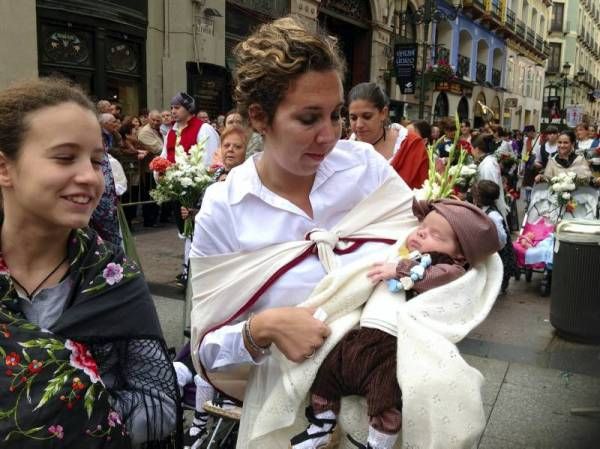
[[149, 157, 173, 174]]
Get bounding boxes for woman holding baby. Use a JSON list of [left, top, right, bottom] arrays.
[[189, 16, 500, 449]]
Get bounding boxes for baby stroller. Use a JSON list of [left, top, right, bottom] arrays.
[[513, 183, 599, 296]]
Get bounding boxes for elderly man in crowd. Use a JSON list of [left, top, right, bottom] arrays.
[[160, 109, 172, 138], [138, 110, 164, 227], [96, 99, 112, 114]]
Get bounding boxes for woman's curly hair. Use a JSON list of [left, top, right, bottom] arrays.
[[233, 16, 346, 125]]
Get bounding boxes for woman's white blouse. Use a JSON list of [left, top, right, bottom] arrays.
[[191, 140, 402, 370]]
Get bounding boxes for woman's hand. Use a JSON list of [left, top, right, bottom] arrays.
[[180, 207, 189, 220], [137, 150, 148, 160], [534, 174, 543, 183], [250, 307, 330, 363], [367, 262, 397, 284]]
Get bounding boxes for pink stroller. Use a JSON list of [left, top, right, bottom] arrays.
[[513, 217, 555, 295]]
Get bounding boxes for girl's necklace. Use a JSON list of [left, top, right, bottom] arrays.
[[10, 255, 68, 299]]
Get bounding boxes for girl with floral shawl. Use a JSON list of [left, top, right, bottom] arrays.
[[0, 78, 179, 448]]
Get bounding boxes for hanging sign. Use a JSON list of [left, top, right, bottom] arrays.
[[394, 44, 418, 95]]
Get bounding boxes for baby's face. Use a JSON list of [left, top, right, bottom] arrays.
[[406, 211, 463, 259]]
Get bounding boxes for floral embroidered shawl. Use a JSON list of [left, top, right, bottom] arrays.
[[0, 227, 179, 448]]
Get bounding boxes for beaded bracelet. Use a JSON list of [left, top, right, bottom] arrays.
[[243, 314, 271, 356]]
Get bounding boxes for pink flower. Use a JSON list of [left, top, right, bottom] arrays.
[[102, 263, 123, 285], [108, 410, 122, 427], [65, 340, 103, 385], [48, 425, 64, 439]]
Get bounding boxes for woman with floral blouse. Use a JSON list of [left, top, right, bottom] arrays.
[[0, 78, 179, 448]]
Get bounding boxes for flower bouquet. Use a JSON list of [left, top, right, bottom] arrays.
[[547, 171, 587, 215], [449, 163, 478, 192], [420, 115, 469, 200], [496, 150, 518, 175], [149, 140, 213, 237]]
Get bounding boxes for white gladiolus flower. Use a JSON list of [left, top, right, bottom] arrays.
[[562, 192, 571, 200], [180, 177, 193, 187]]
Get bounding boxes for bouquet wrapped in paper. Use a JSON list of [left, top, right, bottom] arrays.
[[149, 139, 213, 237]]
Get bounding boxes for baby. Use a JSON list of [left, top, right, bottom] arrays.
[[291, 199, 501, 449]]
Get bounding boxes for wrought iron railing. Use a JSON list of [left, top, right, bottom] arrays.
[[526, 28, 535, 45], [506, 8, 516, 30], [492, 68, 502, 87], [476, 62, 487, 84], [457, 54, 470, 78], [491, 2, 501, 19], [535, 35, 544, 51], [516, 19, 526, 37]]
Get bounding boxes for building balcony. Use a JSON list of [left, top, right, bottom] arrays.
[[476, 62, 487, 84], [535, 34, 544, 52], [506, 8, 516, 31], [526, 28, 536, 46], [516, 19, 526, 38], [490, 2, 501, 20], [457, 54, 470, 78], [492, 68, 502, 87]]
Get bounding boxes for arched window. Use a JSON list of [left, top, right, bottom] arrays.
[[433, 93, 449, 121]]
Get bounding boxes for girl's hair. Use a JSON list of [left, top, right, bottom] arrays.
[[220, 125, 249, 149], [472, 133, 496, 154], [474, 180, 500, 207], [233, 16, 346, 124], [575, 122, 590, 131], [411, 120, 431, 140], [0, 77, 95, 160], [347, 82, 389, 111], [559, 131, 576, 144]]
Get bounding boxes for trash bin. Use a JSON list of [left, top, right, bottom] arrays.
[[550, 219, 600, 342]]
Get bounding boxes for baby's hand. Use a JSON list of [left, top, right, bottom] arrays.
[[367, 262, 398, 284]]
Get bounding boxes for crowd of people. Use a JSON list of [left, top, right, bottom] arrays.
[[2, 13, 600, 449]]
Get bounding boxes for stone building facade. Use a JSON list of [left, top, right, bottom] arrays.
[[0, 0, 559, 127]]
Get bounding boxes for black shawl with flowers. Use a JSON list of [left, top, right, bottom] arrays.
[[0, 227, 180, 448]]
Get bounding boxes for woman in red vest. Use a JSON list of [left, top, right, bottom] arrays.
[[348, 82, 429, 189]]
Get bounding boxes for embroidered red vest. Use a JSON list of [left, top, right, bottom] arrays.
[[165, 116, 204, 162]]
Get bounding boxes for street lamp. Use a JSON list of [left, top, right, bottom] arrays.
[[395, 0, 462, 119], [560, 62, 571, 125]]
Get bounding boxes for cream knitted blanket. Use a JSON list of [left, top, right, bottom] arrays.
[[238, 249, 502, 449]]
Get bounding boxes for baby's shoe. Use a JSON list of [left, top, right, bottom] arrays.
[[290, 406, 337, 449]]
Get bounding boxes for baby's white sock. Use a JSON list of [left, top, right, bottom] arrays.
[[367, 426, 399, 449]]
